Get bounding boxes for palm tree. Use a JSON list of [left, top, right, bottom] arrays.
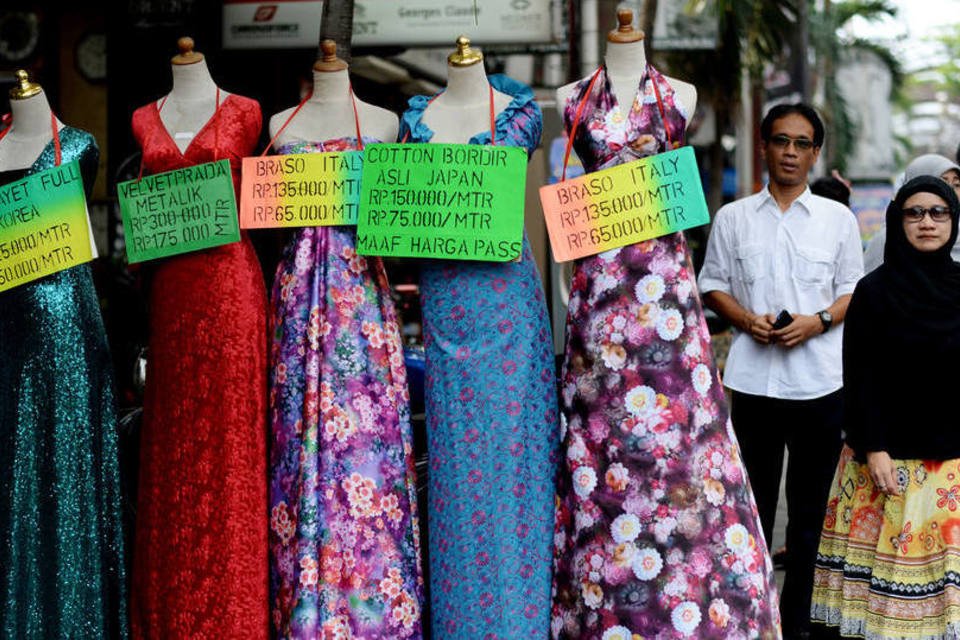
[[662, 0, 799, 211], [809, 0, 902, 173]]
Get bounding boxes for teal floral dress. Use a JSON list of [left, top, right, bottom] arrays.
[[399, 75, 559, 639]]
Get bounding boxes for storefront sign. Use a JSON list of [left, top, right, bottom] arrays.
[[356, 143, 527, 262], [223, 0, 554, 49], [223, 1, 324, 49], [239, 152, 363, 228], [0, 161, 96, 292], [539, 146, 709, 262], [117, 160, 241, 263]]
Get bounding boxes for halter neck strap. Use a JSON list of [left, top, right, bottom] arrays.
[[263, 83, 366, 155], [138, 87, 222, 181], [561, 65, 674, 181], [0, 110, 63, 167]]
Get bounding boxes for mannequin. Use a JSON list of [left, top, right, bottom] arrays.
[[269, 40, 397, 145], [130, 36, 269, 640], [0, 69, 127, 638], [0, 70, 64, 171], [265, 39, 423, 639], [420, 36, 512, 144], [550, 10, 781, 640], [158, 37, 229, 153], [401, 35, 558, 640], [555, 9, 697, 120]]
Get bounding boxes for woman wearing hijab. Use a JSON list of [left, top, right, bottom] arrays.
[[810, 176, 960, 639], [863, 153, 960, 272]]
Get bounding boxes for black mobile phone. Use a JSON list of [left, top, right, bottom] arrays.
[[771, 310, 794, 330]]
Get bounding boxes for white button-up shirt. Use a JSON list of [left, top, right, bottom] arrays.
[[698, 187, 864, 400]]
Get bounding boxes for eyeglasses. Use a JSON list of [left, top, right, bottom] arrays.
[[768, 134, 816, 151], [903, 206, 952, 223]]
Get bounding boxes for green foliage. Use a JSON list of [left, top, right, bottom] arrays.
[[809, 0, 900, 172]]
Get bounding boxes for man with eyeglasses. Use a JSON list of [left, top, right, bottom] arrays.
[[698, 103, 864, 639]]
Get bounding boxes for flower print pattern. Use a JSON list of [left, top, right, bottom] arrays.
[[268, 138, 423, 639], [552, 65, 780, 640], [399, 74, 559, 638]]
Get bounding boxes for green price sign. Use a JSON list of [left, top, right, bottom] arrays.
[[117, 160, 241, 263], [0, 160, 95, 292], [356, 143, 527, 262]]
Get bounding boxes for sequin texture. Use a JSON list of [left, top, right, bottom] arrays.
[[0, 127, 128, 639]]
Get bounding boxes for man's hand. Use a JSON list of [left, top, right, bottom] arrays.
[[769, 314, 823, 348], [742, 311, 774, 344], [866, 451, 900, 496]]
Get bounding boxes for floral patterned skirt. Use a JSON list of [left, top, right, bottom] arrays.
[[812, 445, 960, 639], [552, 235, 780, 640], [268, 227, 423, 639]]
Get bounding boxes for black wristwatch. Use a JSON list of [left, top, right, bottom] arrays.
[[817, 310, 833, 333]]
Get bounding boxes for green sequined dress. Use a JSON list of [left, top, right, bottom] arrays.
[[0, 127, 127, 639]]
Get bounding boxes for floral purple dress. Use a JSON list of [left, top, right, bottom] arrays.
[[551, 66, 781, 640], [268, 138, 423, 639], [400, 75, 559, 638]]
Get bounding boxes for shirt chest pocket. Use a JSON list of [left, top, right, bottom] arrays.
[[735, 244, 765, 283], [793, 247, 834, 286]]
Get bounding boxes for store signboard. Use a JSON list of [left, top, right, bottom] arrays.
[[223, 0, 554, 49], [0, 161, 96, 292]]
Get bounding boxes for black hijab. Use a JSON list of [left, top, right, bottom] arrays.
[[876, 175, 960, 336], [844, 176, 960, 459]]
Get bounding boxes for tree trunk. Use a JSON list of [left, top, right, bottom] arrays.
[[319, 0, 354, 63]]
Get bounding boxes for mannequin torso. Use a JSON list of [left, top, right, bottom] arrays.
[[555, 39, 697, 124], [422, 63, 512, 144], [269, 69, 398, 146], [0, 91, 64, 171], [158, 59, 231, 153]]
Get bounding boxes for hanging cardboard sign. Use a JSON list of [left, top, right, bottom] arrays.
[[0, 160, 96, 292], [239, 152, 363, 228], [117, 160, 240, 263], [356, 143, 527, 262], [538, 146, 710, 262]]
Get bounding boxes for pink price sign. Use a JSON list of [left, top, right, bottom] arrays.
[[538, 146, 710, 262]]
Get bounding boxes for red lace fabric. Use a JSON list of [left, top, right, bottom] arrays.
[[130, 94, 269, 639]]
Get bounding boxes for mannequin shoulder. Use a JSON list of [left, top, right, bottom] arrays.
[[268, 105, 299, 139], [356, 101, 400, 141], [663, 75, 697, 114]]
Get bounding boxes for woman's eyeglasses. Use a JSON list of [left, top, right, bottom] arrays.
[[768, 135, 816, 151], [903, 206, 952, 223]]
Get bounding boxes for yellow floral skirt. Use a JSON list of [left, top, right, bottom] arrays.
[[812, 445, 960, 639]]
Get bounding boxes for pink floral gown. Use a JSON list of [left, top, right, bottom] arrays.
[[268, 138, 423, 639], [551, 65, 781, 640]]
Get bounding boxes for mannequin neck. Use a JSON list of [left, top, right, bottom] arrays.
[[169, 59, 218, 101], [443, 63, 490, 106], [604, 39, 647, 77], [8, 91, 57, 138], [308, 69, 352, 103]]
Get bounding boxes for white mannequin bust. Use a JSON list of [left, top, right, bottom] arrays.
[[556, 10, 696, 126], [421, 37, 512, 144], [157, 37, 231, 153], [269, 41, 398, 147], [0, 71, 64, 171]]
